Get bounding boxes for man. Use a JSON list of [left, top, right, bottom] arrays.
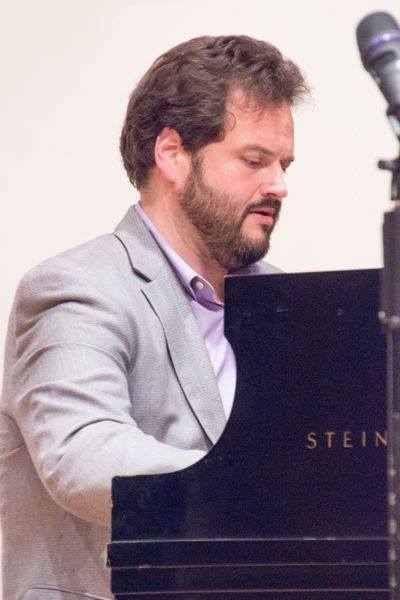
[[0, 36, 308, 599]]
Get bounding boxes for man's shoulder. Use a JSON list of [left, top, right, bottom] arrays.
[[239, 260, 283, 275], [30, 233, 124, 277], [11, 233, 144, 361], [258, 260, 283, 274], [16, 233, 138, 312]]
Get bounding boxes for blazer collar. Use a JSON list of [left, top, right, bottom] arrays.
[[113, 205, 166, 281], [113, 205, 227, 445]]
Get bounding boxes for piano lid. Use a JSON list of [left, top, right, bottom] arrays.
[[111, 268, 387, 542]]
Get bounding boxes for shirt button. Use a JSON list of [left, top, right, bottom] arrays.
[[193, 279, 205, 291]]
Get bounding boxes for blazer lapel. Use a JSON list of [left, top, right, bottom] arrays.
[[142, 267, 226, 445], [114, 206, 227, 445]]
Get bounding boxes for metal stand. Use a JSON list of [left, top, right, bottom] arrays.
[[378, 109, 400, 597]]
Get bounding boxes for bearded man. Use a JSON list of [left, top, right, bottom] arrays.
[[0, 35, 308, 599]]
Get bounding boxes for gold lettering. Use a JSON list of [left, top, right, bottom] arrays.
[[343, 431, 353, 448], [325, 431, 335, 448], [303, 430, 388, 450], [375, 431, 388, 447], [306, 432, 317, 449]]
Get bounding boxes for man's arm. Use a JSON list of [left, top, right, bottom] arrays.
[[9, 261, 204, 526]]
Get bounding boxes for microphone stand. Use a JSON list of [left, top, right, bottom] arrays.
[[378, 107, 400, 598]]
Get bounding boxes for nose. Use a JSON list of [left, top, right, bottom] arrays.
[[258, 164, 288, 201]]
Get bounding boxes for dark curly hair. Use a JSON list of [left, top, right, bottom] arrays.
[[120, 35, 309, 189]]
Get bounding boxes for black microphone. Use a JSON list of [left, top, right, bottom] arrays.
[[356, 11, 400, 112]]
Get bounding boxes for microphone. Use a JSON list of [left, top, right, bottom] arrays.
[[356, 11, 400, 114]]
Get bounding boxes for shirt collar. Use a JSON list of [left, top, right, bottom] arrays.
[[134, 203, 222, 307], [134, 202, 266, 306]]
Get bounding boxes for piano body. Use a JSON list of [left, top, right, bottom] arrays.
[[108, 269, 390, 598]]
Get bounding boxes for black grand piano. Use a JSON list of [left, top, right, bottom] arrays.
[[108, 269, 390, 598]]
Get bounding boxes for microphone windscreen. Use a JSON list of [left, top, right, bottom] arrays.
[[357, 12, 400, 68]]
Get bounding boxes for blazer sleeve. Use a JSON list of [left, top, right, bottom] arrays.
[[9, 261, 205, 526]]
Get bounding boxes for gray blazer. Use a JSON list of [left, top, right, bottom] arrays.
[[0, 207, 280, 599]]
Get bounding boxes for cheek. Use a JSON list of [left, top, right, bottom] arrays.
[[201, 150, 259, 202], [208, 161, 254, 196], [206, 162, 234, 189]]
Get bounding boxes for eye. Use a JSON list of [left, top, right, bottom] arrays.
[[282, 160, 293, 173], [242, 158, 262, 169]]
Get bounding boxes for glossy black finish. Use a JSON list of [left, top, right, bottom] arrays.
[[110, 595, 390, 600], [108, 269, 389, 597], [108, 539, 388, 568]]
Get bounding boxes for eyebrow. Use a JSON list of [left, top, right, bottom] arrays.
[[241, 144, 295, 164]]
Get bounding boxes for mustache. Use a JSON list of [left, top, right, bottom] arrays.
[[243, 197, 282, 218]]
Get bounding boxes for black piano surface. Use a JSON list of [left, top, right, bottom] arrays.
[[108, 269, 390, 598]]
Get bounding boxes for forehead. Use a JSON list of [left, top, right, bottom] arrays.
[[223, 88, 294, 148]]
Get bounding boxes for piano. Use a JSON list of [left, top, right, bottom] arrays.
[[108, 268, 390, 598]]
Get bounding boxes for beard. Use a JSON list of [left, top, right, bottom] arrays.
[[179, 154, 281, 271]]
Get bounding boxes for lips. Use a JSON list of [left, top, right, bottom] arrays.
[[249, 207, 276, 217], [248, 206, 277, 223]]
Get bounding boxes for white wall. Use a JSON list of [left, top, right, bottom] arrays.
[[3, 0, 400, 361], [1, 0, 399, 596]]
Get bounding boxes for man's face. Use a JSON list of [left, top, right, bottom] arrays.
[[179, 91, 295, 271]]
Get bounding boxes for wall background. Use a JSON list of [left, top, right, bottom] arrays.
[[1, 1, 399, 597]]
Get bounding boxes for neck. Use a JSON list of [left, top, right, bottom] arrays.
[[139, 189, 228, 302]]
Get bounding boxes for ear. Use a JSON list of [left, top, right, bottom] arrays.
[[154, 127, 190, 185]]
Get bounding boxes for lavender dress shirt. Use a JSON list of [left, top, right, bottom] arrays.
[[135, 203, 263, 418]]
